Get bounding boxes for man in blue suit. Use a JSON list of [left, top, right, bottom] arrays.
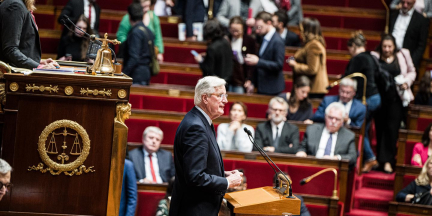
[[169, 76, 243, 216], [119, 158, 137, 216], [311, 78, 366, 127], [129, 126, 175, 183], [244, 11, 285, 95]]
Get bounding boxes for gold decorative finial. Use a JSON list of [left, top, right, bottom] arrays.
[[115, 103, 132, 126]]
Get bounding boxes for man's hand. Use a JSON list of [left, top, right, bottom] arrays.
[[244, 54, 259, 66], [405, 194, 414, 202], [246, 18, 255, 27], [157, 53, 164, 63], [303, 119, 313, 124], [225, 169, 242, 177], [244, 80, 254, 94], [263, 146, 275, 152], [194, 54, 203, 63], [226, 171, 243, 188], [138, 178, 154, 183], [296, 151, 307, 157]]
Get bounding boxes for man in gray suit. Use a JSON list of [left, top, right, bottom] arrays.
[[286, 0, 303, 26], [217, 0, 264, 27], [128, 126, 175, 183], [296, 102, 357, 168]]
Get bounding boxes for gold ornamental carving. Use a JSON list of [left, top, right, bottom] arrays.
[[115, 103, 131, 126], [9, 82, 18, 92], [117, 89, 127, 99], [26, 84, 59, 93], [64, 86, 74, 95], [28, 119, 95, 176], [80, 88, 112, 97]]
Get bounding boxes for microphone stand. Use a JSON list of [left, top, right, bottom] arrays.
[[300, 168, 338, 199], [60, 16, 118, 63], [244, 128, 294, 198]]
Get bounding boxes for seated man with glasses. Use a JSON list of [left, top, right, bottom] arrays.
[[296, 102, 357, 168], [254, 97, 300, 154], [0, 159, 12, 201]]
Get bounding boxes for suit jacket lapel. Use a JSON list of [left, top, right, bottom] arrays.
[[334, 129, 345, 154], [261, 34, 274, 57], [156, 150, 165, 182], [192, 107, 225, 174], [312, 124, 324, 155], [278, 122, 288, 146], [265, 121, 273, 145], [137, 147, 147, 179]]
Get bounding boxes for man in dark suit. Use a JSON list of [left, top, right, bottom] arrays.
[[129, 126, 175, 183], [389, 0, 429, 68], [254, 97, 300, 154], [244, 11, 285, 95], [58, 0, 101, 36], [170, 76, 243, 216], [272, 10, 301, 47], [174, 0, 222, 40], [123, 3, 154, 85], [296, 102, 357, 168], [312, 78, 366, 127], [0, 0, 58, 69]]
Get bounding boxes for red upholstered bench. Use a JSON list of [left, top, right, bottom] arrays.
[[40, 38, 60, 55], [164, 46, 206, 64], [303, 14, 385, 32], [306, 204, 329, 216], [136, 191, 165, 216], [403, 141, 418, 165], [34, 14, 56, 30], [99, 19, 122, 34], [402, 175, 417, 188], [416, 118, 432, 131]]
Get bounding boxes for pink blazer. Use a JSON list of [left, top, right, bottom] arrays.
[[371, 49, 417, 100], [411, 143, 429, 167]]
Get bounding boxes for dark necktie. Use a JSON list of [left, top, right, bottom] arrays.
[[273, 127, 280, 148], [324, 133, 333, 156]]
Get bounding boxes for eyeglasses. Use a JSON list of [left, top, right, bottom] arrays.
[[270, 107, 286, 113], [210, 93, 228, 100], [0, 182, 12, 190]]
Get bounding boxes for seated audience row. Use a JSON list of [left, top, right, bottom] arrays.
[[397, 156, 432, 204]]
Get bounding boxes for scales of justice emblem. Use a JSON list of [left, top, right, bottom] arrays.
[[28, 119, 95, 176]]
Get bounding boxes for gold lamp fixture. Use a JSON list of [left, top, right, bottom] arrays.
[[327, 72, 367, 105], [87, 33, 121, 76]]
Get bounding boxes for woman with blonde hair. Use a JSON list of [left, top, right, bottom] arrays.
[[396, 156, 432, 204], [288, 17, 328, 98]]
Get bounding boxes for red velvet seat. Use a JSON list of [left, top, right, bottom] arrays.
[[416, 118, 432, 131], [40, 38, 60, 54], [402, 175, 417, 188], [34, 14, 56, 30], [164, 46, 206, 64], [136, 191, 165, 216], [306, 204, 329, 216], [403, 141, 418, 165]]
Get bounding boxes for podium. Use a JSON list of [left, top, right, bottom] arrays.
[[0, 71, 132, 215], [224, 187, 301, 215]]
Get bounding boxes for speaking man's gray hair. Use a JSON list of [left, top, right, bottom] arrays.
[[194, 76, 226, 105]]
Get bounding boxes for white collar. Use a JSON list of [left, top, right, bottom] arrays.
[[143, 148, 156, 158], [400, 7, 415, 16], [264, 26, 276, 42], [280, 28, 288, 40], [195, 106, 212, 125], [270, 120, 285, 129], [323, 127, 338, 136]]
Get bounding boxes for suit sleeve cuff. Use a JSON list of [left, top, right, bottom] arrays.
[[226, 178, 230, 189]]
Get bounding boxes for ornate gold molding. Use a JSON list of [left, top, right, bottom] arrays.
[[80, 88, 112, 97], [26, 84, 59, 93], [9, 82, 18, 92], [117, 89, 127, 99], [114, 102, 131, 126], [64, 86, 74, 95], [28, 119, 95, 176]]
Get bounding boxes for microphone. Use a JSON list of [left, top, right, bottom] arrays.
[[60, 16, 118, 62], [243, 127, 294, 198], [299, 168, 338, 199]]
